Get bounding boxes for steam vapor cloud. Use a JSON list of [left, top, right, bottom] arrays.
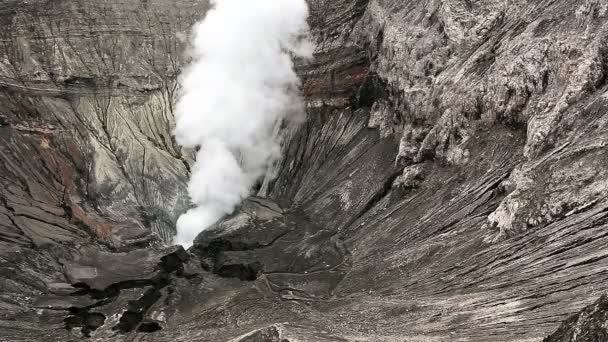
[[173, 0, 312, 248]]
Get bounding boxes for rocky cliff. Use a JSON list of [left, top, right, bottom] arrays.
[[2, 0, 608, 341]]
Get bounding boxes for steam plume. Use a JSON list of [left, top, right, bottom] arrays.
[[173, 0, 312, 248]]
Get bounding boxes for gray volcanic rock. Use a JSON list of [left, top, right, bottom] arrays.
[[2, 0, 608, 341], [544, 295, 608, 342]]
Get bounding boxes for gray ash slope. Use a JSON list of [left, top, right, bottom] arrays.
[[2, 0, 608, 341]]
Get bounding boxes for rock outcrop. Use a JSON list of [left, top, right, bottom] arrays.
[[544, 295, 608, 342], [2, 0, 608, 341]]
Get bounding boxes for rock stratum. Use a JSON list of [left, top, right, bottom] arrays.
[[2, 0, 608, 341]]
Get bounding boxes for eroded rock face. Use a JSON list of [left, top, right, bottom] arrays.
[[0, 0, 208, 246], [2, 0, 608, 341], [0, 0, 206, 340]]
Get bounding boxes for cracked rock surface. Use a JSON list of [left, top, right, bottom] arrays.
[[2, 0, 608, 341]]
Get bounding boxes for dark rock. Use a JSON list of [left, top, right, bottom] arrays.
[[64, 246, 185, 291], [64, 310, 106, 337], [32, 295, 98, 311], [231, 325, 290, 342], [191, 197, 347, 296]]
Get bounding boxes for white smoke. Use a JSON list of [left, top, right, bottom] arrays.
[[173, 0, 312, 248]]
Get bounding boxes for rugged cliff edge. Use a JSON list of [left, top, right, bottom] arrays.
[[2, 0, 608, 341]]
